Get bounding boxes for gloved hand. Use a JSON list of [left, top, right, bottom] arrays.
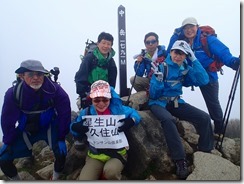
[[58, 141, 67, 156], [181, 41, 196, 61], [231, 58, 240, 71], [0, 144, 8, 156], [71, 120, 89, 135], [118, 118, 135, 132], [76, 96, 82, 110], [151, 62, 164, 82], [77, 96, 91, 110]]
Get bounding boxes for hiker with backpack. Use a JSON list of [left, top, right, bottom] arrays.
[[166, 17, 240, 137], [130, 32, 167, 92], [70, 80, 141, 180], [149, 40, 214, 179], [75, 32, 117, 110], [0, 60, 71, 180]]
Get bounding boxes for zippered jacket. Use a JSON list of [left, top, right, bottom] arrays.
[[1, 77, 71, 145], [149, 55, 209, 107]]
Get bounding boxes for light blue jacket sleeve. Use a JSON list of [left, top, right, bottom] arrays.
[[122, 105, 141, 125]]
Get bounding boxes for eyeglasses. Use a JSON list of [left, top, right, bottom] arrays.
[[183, 24, 195, 31], [25, 71, 44, 78], [93, 98, 110, 103], [145, 39, 157, 45]]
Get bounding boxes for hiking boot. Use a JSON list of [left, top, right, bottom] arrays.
[[175, 159, 189, 179], [50, 171, 60, 180], [7, 174, 21, 180], [214, 133, 223, 140]]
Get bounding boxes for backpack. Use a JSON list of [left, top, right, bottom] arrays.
[[199, 26, 224, 75], [80, 39, 97, 60]]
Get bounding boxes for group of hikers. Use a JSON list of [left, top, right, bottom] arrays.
[[0, 17, 240, 180]]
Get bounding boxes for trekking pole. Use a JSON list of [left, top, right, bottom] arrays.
[[125, 49, 146, 106], [125, 63, 140, 106], [215, 65, 240, 151]]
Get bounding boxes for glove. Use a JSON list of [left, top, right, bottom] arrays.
[[0, 144, 8, 156], [77, 96, 91, 110], [76, 97, 82, 110], [181, 41, 197, 61], [58, 141, 67, 156], [151, 62, 164, 82], [118, 118, 135, 132], [71, 121, 89, 135], [80, 97, 92, 110], [231, 58, 240, 71]]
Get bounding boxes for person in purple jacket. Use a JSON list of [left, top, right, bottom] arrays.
[[0, 60, 71, 180]]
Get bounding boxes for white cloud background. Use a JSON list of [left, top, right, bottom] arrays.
[[0, 0, 241, 140]]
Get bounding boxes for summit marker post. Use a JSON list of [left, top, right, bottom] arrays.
[[118, 5, 129, 97]]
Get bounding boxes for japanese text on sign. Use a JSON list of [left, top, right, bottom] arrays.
[[83, 115, 128, 149]]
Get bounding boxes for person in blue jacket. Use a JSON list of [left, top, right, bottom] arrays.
[[130, 32, 167, 92], [0, 60, 71, 180], [149, 40, 214, 179], [70, 80, 141, 180], [166, 17, 240, 136]]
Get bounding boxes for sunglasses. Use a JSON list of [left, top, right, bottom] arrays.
[[93, 98, 110, 103], [145, 39, 157, 45], [25, 71, 44, 78]]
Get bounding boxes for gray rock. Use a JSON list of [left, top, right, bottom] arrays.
[[187, 151, 240, 180]]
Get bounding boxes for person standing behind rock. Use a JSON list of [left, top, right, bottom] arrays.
[[75, 32, 117, 110]]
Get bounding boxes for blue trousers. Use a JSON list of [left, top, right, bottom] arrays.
[[150, 102, 214, 160], [0, 123, 65, 178], [200, 81, 224, 133]]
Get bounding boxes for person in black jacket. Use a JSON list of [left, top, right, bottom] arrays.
[[75, 32, 117, 110]]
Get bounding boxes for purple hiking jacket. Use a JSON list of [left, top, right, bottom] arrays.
[[1, 77, 71, 145]]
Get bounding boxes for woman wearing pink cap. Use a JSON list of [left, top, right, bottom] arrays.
[[70, 80, 141, 180]]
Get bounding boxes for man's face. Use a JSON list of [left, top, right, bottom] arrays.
[[22, 71, 44, 90], [144, 36, 158, 54]]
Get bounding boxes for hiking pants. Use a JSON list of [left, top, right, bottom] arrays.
[[0, 122, 66, 178], [150, 103, 214, 160], [200, 81, 224, 133], [78, 156, 124, 180], [130, 75, 149, 92]]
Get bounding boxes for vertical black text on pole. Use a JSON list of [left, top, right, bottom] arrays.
[[118, 5, 129, 97]]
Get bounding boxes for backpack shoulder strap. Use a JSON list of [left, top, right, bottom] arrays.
[[13, 80, 24, 108], [199, 26, 217, 58], [85, 106, 91, 115], [163, 62, 168, 81]]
